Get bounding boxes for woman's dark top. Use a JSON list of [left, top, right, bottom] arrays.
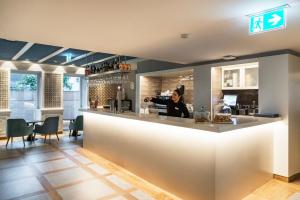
[[151, 98, 190, 118]]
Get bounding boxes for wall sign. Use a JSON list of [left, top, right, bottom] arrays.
[[249, 7, 286, 34]]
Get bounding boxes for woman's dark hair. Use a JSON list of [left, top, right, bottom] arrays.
[[174, 89, 184, 102]]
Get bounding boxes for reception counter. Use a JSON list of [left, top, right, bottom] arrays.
[[82, 109, 281, 200]]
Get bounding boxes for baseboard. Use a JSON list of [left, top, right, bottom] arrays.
[[273, 173, 300, 182]]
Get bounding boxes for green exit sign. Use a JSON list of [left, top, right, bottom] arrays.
[[249, 7, 287, 34]]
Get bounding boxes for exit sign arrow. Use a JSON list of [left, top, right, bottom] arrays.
[[249, 7, 286, 34], [268, 14, 282, 26]]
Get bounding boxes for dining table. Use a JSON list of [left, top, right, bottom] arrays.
[[26, 120, 44, 141]]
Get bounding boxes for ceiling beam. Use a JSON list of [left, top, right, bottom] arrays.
[[81, 55, 118, 67], [61, 52, 95, 65], [12, 42, 34, 60], [38, 47, 68, 63]]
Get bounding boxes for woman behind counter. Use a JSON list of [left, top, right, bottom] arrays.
[[145, 89, 190, 118]]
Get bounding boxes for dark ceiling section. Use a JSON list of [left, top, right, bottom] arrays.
[[0, 38, 138, 67], [17, 43, 61, 62], [70, 52, 114, 66], [0, 39, 27, 60], [44, 48, 90, 65], [121, 56, 136, 62]]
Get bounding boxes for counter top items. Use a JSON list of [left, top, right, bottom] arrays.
[[213, 99, 232, 120], [194, 106, 210, 123], [254, 113, 280, 118], [213, 113, 232, 124]]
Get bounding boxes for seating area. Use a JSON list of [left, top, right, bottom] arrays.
[[5, 116, 83, 148]]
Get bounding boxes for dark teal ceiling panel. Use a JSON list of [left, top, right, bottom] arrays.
[[70, 52, 114, 66], [44, 48, 90, 65], [0, 38, 138, 67], [0, 39, 27, 60], [17, 43, 61, 62]]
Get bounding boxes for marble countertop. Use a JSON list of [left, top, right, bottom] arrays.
[[80, 109, 281, 133]]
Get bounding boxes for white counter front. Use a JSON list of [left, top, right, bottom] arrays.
[[82, 109, 280, 200]]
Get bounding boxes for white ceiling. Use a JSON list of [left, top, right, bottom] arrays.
[[0, 0, 299, 64]]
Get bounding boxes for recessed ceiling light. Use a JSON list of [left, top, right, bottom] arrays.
[[223, 55, 237, 60], [180, 33, 189, 39], [23, 59, 31, 63]]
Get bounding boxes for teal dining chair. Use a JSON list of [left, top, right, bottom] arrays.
[[69, 115, 83, 137], [33, 116, 59, 142], [6, 119, 34, 148]]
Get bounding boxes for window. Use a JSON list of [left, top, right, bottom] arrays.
[[10, 72, 39, 121], [63, 75, 81, 119]]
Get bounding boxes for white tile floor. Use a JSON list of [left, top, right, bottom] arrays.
[[57, 179, 115, 200], [45, 167, 93, 187], [0, 177, 44, 200], [34, 158, 77, 173], [0, 165, 35, 183], [64, 149, 80, 156], [72, 155, 92, 165], [130, 190, 155, 200], [0, 157, 26, 169], [289, 193, 300, 200], [21, 193, 52, 200], [87, 163, 109, 176], [106, 175, 133, 190], [25, 151, 65, 163], [110, 196, 128, 200]]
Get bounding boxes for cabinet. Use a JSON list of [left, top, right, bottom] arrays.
[[221, 63, 258, 90]]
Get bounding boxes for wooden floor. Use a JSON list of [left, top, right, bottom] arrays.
[[243, 179, 300, 200], [0, 133, 300, 200], [0, 133, 178, 200]]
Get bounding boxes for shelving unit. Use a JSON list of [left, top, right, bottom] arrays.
[[86, 69, 131, 80]]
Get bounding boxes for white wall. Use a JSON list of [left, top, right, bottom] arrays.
[[258, 55, 289, 177], [288, 55, 300, 176]]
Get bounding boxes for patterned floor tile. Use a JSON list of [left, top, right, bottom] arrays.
[[87, 163, 109, 176], [73, 155, 92, 165], [0, 165, 34, 183], [0, 177, 44, 200], [25, 151, 65, 163], [57, 179, 115, 200], [0, 157, 26, 169], [130, 190, 155, 200], [45, 167, 92, 187], [106, 175, 133, 190], [34, 158, 77, 173]]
